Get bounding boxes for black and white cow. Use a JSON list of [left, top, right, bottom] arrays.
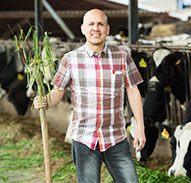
[[168, 99, 191, 178], [129, 48, 172, 161], [130, 76, 170, 161], [119, 46, 155, 98], [130, 48, 188, 161], [156, 51, 187, 104], [131, 50, 154, 98], [0, 52, 30, 115], [7, 72, 30, 115]]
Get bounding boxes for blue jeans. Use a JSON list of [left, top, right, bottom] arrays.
[[72, 139, 139, 183]]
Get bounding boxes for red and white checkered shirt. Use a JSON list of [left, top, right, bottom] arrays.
[[53, 43, 143, 152]]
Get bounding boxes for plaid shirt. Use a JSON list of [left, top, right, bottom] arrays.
[[53, 43, 143, 152]]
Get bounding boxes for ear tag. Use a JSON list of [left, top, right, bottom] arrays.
[[161, 128, 169, 139], [127, 125, 131, 132], [139, 58, 147, 68], [175, 59, 181, 65], [17, 73, 24, 80]]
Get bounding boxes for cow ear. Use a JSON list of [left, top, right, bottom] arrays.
[[173, 52, 185, 66]]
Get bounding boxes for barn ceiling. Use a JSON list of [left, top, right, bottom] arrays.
[[0, 0, 171, 40], [0, 0, 127, 11]]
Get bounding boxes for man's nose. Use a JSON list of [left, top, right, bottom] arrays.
[[93, 24, 99, 30]]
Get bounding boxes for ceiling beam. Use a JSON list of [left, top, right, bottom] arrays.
[[1, 18, 29, 39], [0, 10, 164, 19], [83, 0, 126, 10], [42, 0, 75, 40]]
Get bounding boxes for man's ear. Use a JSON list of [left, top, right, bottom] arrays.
[[81, 24, 85, 35]]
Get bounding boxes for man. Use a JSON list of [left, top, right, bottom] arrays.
[[34, 9, 145, 183]]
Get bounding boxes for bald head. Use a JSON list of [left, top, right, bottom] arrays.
[[83, 9, 108, 25]]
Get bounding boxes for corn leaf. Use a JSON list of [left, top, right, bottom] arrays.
[[14, 36, 21, 60], [25, 26, 33, 41]]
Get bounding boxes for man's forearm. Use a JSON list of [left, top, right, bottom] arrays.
[[126, 86, 144, 130], [47, 87, 65, 108]]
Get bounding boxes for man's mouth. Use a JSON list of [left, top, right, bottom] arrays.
[[91, 33, 101, 37]]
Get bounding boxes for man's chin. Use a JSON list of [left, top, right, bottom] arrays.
[[90, 41, 104, 46]]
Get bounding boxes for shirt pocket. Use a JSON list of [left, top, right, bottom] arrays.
[[112, 70, 123, 88]]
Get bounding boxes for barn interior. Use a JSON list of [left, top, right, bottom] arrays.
[[0, 0, 191, 182], [0, 0, 188, 40]]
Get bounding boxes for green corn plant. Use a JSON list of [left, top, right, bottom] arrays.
[[15, 27, 56, 104], [15, 27, 57, 183]]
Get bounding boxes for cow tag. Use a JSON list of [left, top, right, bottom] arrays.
[[161, 128, 170, 139], [175, 59, 181, 65], [17, 73, 24, 80], [126, 125, 131, 132], [139, 58, 147, 68]]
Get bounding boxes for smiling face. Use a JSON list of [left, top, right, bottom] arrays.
[[81, 9, 110, 51]]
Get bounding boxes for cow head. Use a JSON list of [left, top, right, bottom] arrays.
[[168, 122, 191, 178], [152, 47, 171, 68], [156, 52, 184, 85], [130, 50, 153, 97], [156, 51, 186, 104]]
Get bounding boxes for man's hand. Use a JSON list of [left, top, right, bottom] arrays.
[[133, 128, 146, 152], [34, 95, 48, 110]]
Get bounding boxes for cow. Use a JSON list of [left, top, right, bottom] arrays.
[[131, 49, 154, 98], [168, 99, 191, 178], [0, 53, 17, 91], [128, 48, 171, 160], [156, 51, 187, 104], [129, 48, 188, 161], [123, 47, 171, 98], [0, 50, 8, 100], [130, 76, 170, 161], [114, 23, 154, 41], [0, 51, 30, 115], [7, 72, 30, 115], [152, 47, 171, 68], [119, 46, 156, 118]]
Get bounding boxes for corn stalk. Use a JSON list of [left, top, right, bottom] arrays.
[[15, 27, 57, 183]]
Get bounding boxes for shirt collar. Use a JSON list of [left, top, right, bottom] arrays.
[[85, 43, 107, 57]]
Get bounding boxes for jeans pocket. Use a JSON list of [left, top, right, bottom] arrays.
[[107, 139, 130, 155]]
